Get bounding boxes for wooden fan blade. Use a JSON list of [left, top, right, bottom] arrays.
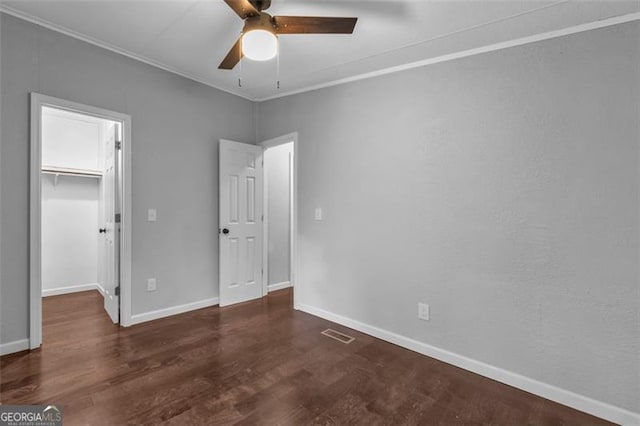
[[224, 0, 259, 19], [274, 16, 357, 34], [219, 38, 243, 70]]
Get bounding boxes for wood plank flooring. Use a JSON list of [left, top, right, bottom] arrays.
[[1, 289, 611, 425]]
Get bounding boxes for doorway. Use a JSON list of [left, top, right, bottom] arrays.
[[262, 141, 294, 295], [40, 107, 121, 321], [29, 93, 133, 349], [218, 133, 298, 308]]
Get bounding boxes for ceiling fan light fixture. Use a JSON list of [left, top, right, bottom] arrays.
[[219, 1, 357, 70], [242, 29, 278, 61]]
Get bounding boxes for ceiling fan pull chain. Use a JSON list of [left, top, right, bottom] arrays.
[[276, 48, 280, 90], [238, 34, 243, 87]]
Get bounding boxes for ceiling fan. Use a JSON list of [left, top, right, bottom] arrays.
[[219, 0, 358, 70]]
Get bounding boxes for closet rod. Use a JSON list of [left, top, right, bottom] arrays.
[[41, 166, 102, 178]]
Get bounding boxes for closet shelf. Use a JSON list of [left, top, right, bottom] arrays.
[[42, 166, 102, 178]]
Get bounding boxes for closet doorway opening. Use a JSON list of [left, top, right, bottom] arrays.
[[260, 134, 297, 302], [30, 94, 132, 349]]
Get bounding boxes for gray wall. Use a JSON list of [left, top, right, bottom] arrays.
[[0, 13, 255, 342], [1, 10, 638, 414], [265, 142, 292, 286], [257, 22, 639, 413]]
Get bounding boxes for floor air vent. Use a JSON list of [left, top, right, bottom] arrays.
[[321, 329, 355, 344]]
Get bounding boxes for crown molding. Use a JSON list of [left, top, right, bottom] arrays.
[[256, 11, 640, 102], [1, 5, 638, 104], [0, 5, 255, 101]]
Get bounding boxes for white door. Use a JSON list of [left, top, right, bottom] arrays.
[[219, 140, 264, 306], [102, 123, 120, 322]]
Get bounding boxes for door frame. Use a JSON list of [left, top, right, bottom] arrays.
[[259, 133, 298, 308], [29, 93, 133, 349]]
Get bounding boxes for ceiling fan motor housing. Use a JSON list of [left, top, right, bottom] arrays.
[[243, 13, 277, 35], [249, 0, 271, 12]]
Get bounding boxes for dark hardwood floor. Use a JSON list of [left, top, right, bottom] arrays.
[[1, 289, 611, 425]]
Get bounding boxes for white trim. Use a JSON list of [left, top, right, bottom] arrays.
[[0, 339, 30, 356], [291, 136, 299, 310], [2, 6, 637, 104], [119, 104, 133, 327], [268, 281, 291, 292], [30, 93, 133, 350], [129, 298, 219, 326], [297, 303, 640, 426], [95, 282, 105, 296], [42, 283, 104, 297], [256, 12, 640, 102], [261, 150, 270, 298], [259, 134, 298, 308], [29, 95, 42, 349], [0, 6, 252, 102]]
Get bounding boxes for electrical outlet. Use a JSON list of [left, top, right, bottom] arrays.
[[148, 209, 157, 222], [418, 302, 430, 321], [147, 278, 157, 292], [314, 208, 323, 221]]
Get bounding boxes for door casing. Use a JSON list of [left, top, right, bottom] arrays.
[[29, 93, 133, 349]]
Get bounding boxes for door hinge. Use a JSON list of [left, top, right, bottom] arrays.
[[114, 286, 120, 296], [115, 140, 122, 150], [115, 213, 121, 223], [261, 214, 264, 222]]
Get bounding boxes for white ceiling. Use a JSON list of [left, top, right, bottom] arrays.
[[1, 0, 638, 100]]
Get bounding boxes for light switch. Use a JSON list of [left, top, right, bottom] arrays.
[[148, 209, 157, 222], [147, 278, 157, 292], [314, 208, 323, 221], [418, 303, 430, 321]]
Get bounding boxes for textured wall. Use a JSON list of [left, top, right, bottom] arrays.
[[257, 22, 640, 413], [0, 13, 255, 343]]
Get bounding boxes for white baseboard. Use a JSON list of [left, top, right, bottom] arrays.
[[95, 283, 105, 296], [268, 281, 291, 292], [42, 282, 103, 297], [0, 339, 30, 356], [298, 303, 640, 426], [129, 297, 219, 326]]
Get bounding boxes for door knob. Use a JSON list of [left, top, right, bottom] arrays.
[[222, 228, 230, 235], [99, 228, 107, 234]]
